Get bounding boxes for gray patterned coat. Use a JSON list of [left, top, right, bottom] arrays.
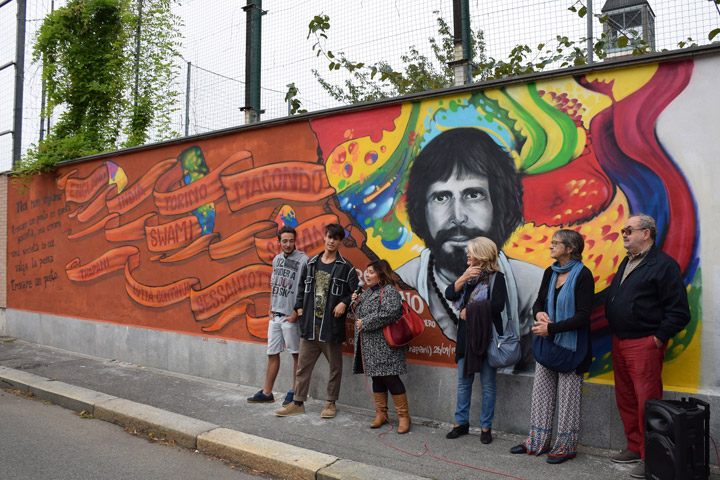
[[352, 284, 408, 377]]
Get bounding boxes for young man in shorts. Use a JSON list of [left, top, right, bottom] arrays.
[[247, 226, 308, 406]]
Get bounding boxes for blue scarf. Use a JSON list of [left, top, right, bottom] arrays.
[[547, 260, 584, 351], [453, 271, 490, 311]]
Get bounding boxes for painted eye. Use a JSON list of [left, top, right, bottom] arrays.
[[465, 190, 487, 201], [431, 193, 450, 203]]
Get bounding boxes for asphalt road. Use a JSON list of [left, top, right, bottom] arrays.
[[0, 389, 274, 480]]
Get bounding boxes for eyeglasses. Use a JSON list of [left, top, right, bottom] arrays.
[[550, 241, 565, 247], [620, 227, 648, 236]]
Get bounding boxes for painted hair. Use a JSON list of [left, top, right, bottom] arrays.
[[406, 128, 524, 249], [553, 229, 585, 261], [467, 237, 500, 273]]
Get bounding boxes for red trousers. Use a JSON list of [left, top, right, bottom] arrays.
[[612, 335, 667, 459]]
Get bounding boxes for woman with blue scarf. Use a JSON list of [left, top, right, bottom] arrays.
[[510, 229, 594, 463], [444, 237, 507, 445]]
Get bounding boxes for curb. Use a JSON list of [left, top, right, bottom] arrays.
[[317, 459, 429, 480], [0, 366, 429, 480], [94, 398, 219, 450], [0, 365, 116, 413], [198, 427, 337, 480]]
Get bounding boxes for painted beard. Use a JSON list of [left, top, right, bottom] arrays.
[[427, 226, 490, 277]]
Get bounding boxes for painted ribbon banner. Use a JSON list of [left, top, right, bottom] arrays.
[[152, 233, 219, 263], [105, 213, 157, 242], [62, 160, 175, 238], [71, 184, 117, 223], [108, 158, 177, 215], [57, 164, 111, 204], [145, 215, 203, 253], [125, 261, 200, 308], [66, 246, 140, 282], [201, 298, 267, 335], [154, 151, 253, 216], [208, 221, 277, 260], [189, 264, 272, 321], [222, 162, 335, 210], [68, 212, 121, 241]]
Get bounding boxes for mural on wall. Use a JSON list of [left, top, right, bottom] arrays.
[[7, 57, 703, 391]]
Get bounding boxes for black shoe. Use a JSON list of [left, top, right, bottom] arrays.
[[247, 390, 274, 403], [510, 444, 528, 454], [547, 455, 573, 464], [445, 424, 469, 439], [480, 429, 492, 444]]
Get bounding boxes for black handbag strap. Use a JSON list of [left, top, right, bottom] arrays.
[[489, 273, 516, 337]]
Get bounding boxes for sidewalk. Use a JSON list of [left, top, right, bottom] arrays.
[[0, 338, 715, 480]]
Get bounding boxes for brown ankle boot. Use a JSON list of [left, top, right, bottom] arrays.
[[370, 392, 388, 428], [392, 393, 411, 434]]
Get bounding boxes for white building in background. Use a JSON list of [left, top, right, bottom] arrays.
[[602, 0, 656, 58]]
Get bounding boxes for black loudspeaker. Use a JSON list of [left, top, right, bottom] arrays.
[[645, 397, 710, 480]]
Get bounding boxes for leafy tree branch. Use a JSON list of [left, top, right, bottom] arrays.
[[14, 0, 183, 185], [302, 12, 486, 105], [291, 4, 720, 112]]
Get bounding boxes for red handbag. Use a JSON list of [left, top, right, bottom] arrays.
[[379, 288, 425, 347]]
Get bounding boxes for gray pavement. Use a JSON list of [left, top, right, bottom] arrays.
[[0, 390, 268, 480], [0, 338, 716, 480]]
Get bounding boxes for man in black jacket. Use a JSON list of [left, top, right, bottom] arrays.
[[275, 223, 358, 419], [605, 214, 691, 478]]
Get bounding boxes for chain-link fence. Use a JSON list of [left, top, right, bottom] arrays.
[[476, 0, 719, 60], [2, 0, 719, 172], [0, 1, 19, 171]]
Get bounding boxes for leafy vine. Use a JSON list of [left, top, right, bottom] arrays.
[[14, 0, 182, 187]]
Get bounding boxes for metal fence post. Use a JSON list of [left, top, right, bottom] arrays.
[[39, 82, 46, 142], [243, 0, 263, 124], [13, 0, 26, 168], [450, 0, 472, 86], [39, 0, 54, 143], [587, 0, 594, 64], [185, 61, 191, 136]]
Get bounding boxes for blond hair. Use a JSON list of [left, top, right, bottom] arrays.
[[467, 237, 500, 273]]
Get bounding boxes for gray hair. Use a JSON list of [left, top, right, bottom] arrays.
[[629, 213, 657, 241], [553, 229, 584, 261]]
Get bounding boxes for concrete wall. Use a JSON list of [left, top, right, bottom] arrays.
[[5, 308, 720, 454]]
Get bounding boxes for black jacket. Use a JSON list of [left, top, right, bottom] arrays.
[[533, 265, 595, 374], [445, 272, 507, 363], [294, 251, 358, 343], [605, 245, 690, 343]]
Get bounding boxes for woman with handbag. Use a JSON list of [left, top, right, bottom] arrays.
[[351, 259, 411, 434], [443, 237, 507, 445], [510, 229, 594, 463]]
